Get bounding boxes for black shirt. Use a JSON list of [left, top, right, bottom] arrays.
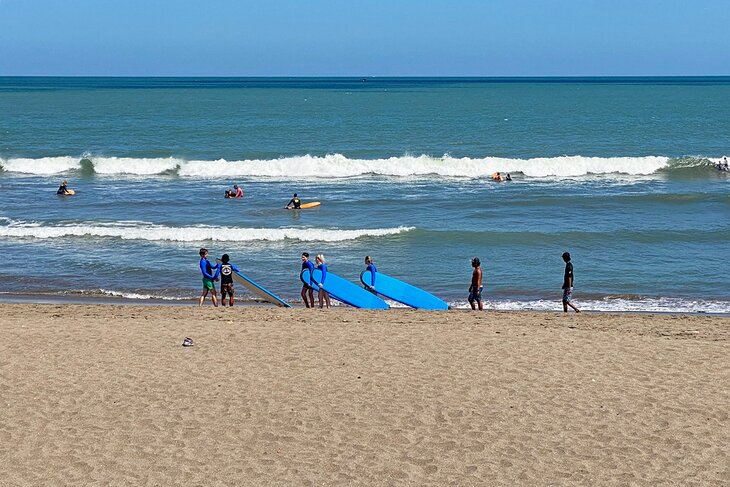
[[220, 263, 233, 285], [562, 262, 574, 289]]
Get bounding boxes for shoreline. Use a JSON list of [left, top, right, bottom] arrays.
[[1, 293, 729, 317]]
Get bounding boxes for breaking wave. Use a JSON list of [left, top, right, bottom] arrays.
[[0, 219, 414, 243], [2, 153, 725, 179]]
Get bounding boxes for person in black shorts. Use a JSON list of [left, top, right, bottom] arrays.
[[562, 251, 581, 313], [218, 254, 240, 307]]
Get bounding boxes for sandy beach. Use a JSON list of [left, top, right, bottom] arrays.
[[1, 304, 728, 485]]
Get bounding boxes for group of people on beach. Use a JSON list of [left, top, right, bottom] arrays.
[[199, 247, 580, 312]]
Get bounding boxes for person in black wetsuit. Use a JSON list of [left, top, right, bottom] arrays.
[[286, 193, 302, 209], [218, 253, 240, 307], [57, 180, 71, 195], [561, 251, 581, 313], [300, 252, 315, 307]]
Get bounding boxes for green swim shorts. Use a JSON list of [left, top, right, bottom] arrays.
[[202, 277, 215, 290]]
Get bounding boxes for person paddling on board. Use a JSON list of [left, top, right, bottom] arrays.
[[233, 184, 243, 198], [363, 255, 377, 293], [468, 257, 484, 311], [57, 180, 72, 195], [315, 254, 331, 309], [198, 248, 220, 307], [218, 253, 240, 307], [300, 252, 315, 308], [286, 193, 302, 209]]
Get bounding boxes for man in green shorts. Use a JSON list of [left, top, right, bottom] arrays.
[[199, 248, 220, 306]]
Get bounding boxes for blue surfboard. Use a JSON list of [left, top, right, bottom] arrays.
[[360, 270, 448, 310], [217, 259, 291, 307], [301, 269, 389, 309]]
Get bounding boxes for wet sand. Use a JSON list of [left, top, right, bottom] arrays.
[[1, 304, 728, 485]]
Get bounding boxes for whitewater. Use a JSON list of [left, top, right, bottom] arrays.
[[1, 154, 720, 179]]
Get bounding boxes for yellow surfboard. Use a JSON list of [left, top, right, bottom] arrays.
[[299, 201, 320, 209]]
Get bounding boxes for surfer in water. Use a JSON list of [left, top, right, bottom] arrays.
[[468, 257, 483, 311], [300, 252, 315, 308], [315, 254, 331, 309], [218, 253, 240, 307], [363, 255, 377, 293], [718, 157, 729, 171], [286, 193, 302, 209], [199, 248, 220, 307], [233, 184, 243, 198], [56, 180, 72, 195]]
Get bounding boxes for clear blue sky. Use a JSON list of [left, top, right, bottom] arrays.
[[1, 0, 729, 76]]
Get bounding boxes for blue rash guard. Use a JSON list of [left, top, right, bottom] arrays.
[[200, 258, 220, 280], [318, 263, 327, 286], [302, 260, 315, 286], [366, 263, 376, 287]]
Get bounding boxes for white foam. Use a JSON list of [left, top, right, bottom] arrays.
[[0, 154, 673, 178], [180, 154, 671, 179], [91, 157, 182, 175], [0, 219, 414, 243], [449, 297, 730, 314], [1, 156, 81, 174]]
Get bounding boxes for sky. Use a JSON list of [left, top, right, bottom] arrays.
[[1, 0, 729, 76]]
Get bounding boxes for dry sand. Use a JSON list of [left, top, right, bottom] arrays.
[[1, 304, 728, 486]]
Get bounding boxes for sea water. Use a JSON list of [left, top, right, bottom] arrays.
[[1, 77, 728, 312]]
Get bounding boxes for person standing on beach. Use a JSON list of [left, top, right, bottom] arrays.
[[562, 251, 581, 313], [300, 252, 315, 308], [468, 257, 483, 310], [315, 254, 331, 309], [218, 253, 240, 307], [363, 255, 376, 293], [199, 248, 220, 307]]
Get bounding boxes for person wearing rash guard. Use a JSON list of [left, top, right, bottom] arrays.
[[364, 255, 377, 293], [315, 254, 331, 309], [218, 253, 240, 307], [286, 193, 302, 209], [233, 185, 243, 198], [198, 248, 220, 307], [300, 252, 315, 308]]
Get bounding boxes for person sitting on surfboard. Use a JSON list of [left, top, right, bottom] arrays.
[[218, 253, 240, 307], [286, 193, 302, 209], [364, 255, 377, 293], [300, 252, 315, 308], [199, 248, 220, 307], [315, 254, 331, 309], [56, 180, 72, 195]]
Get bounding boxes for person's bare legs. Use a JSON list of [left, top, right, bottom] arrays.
[[199, 289, 208, 307], [301, 285, 311, 308]]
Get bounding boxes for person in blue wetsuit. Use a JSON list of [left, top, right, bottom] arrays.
[[300, 252, 315, 308], [198, 248, 220, 307], [218, 253, 240, 307], [363, 255, 377, 294], [315, 254, 331, 308]]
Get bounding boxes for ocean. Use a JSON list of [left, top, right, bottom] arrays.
[[1, 77, 728, 312]]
